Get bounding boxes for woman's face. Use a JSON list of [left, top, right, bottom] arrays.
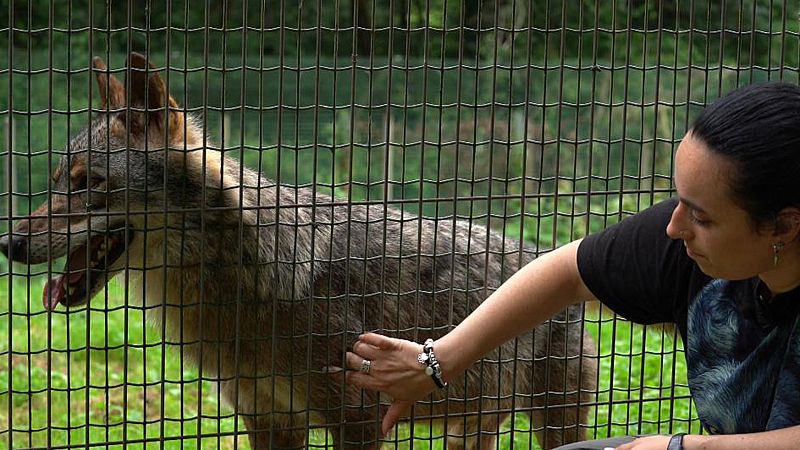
[[666, 132, 776, 280]]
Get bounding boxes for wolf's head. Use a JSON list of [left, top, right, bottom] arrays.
[[0, 53, 206, 310]]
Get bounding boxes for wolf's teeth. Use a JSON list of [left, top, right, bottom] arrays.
[[96, 242, 107, 263]]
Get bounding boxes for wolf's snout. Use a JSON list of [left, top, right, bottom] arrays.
[[0, 234, 28, 263]]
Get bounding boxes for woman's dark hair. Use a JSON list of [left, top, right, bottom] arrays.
[[691, 81, 800, 227]]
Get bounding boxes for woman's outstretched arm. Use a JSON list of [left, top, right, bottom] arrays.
[[341, 238, 597, 434], [615, 425, 800, 450]]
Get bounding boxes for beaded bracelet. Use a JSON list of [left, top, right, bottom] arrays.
[[416, 338, 447, 389]]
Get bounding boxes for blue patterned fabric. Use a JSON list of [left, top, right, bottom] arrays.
[[578, 198, 800, 434], [687, 279, 800, 434]]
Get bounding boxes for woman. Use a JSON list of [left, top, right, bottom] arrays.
[[338, 82, 800, 450]]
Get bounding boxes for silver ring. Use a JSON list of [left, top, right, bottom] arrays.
[[360, 359, 372, 374]]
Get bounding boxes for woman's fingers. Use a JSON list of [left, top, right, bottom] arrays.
[[350, 334, 423, 375], [382, 400, 413, 435], [341, 352, 386, 390], [359, 332, 401, 350], [352, 340, 382, 361], [353, 334, 425, 369], [336, 333, 438, 425], [344, 350, 358, 370], [345, 351, 374, 373]]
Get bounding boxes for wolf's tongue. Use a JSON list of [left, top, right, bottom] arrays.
[[42, 275, 67, 311], [42, 247, 90, 310]]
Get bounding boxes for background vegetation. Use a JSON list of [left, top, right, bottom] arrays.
[[0, 0, 798, 448]]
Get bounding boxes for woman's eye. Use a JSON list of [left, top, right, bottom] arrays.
[[690, 214, 711, 226]]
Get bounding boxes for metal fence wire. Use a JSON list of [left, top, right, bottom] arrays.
[[0, 0, 799, 449]]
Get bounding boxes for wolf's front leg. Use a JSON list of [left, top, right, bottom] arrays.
[[242, 413, 308, 450], [221, 376, 310, 449], [326, 386, 383, 450], [329, 420, 383, 450]]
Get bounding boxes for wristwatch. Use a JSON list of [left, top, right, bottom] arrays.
[[667, 433, 686, 450]]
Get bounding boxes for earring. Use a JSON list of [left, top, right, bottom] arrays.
[[773, 241, 785, 267]]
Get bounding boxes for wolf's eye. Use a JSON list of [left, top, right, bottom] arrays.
[[72, 176, 87, 191], [72, 175, 105, 192]]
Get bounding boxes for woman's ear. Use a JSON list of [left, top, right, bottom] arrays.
[[774, 207, 800, 242]]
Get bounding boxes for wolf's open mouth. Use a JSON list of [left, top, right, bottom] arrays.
[[43, 229, 129, 310]]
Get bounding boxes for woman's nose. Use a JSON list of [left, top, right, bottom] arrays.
[[666, 205, 688, 240]]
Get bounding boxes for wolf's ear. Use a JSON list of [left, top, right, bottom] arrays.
[[126, 52, 185, 144], [93, 57, 126, 110]]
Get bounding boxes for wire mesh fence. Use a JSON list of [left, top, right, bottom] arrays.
[[0, 0, 798, 449]]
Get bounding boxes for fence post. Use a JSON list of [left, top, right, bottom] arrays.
[[641, 142, 653, 193], [223, 112, 231, 150], [5, 116, 16, 216], [387, 110, 395, 202]]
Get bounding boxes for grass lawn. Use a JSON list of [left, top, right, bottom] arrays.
[[0, 272, 702, 450]]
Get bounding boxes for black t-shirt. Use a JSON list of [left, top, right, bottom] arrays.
[[577, 198, 800, 434]]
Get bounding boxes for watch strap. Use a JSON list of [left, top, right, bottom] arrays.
[[667, 433, 686, 450]]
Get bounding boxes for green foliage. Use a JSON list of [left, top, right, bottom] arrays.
[[1, 0, 796, 65]]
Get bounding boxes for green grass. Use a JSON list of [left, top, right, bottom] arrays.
[[0, 272, 702, 449], [586, 305, 701, 438]]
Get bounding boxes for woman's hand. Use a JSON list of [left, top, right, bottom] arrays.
[[338, 333, 437, 434], [615, 435, 704, 450]]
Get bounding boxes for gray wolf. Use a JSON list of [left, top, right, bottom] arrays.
[[0, 53, 597, 449]]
